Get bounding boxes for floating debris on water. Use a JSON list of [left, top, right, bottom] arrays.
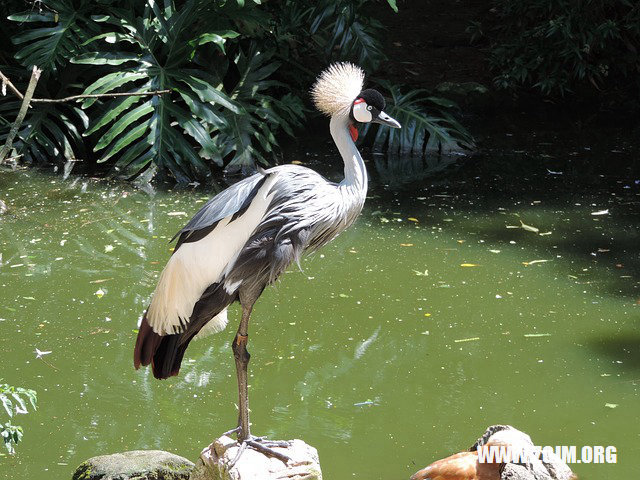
[[354, 399, 379, 407], [522, 259, 550, 266], [454, 337, 480, 343], [520, 220, 540, 233], [35, 348, 52, 359]]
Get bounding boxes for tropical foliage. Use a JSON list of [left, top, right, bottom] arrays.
[[1, 0, 471, 183], [0, 383, 37, 454], [471, 0, 640, 100]]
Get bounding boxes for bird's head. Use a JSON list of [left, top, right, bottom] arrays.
[[311, 62, 401, 141]]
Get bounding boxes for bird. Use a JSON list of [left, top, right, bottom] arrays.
[[409, 426, 578, 480], [409, 427, 513, 480], [410, 450, 503, 480], [133, 62, 401, 458]]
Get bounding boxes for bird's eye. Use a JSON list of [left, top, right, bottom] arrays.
[[367, 105, 372, 111]]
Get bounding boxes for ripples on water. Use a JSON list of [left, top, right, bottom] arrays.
[[1, 120, 639, 479]]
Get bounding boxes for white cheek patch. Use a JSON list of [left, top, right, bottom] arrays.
[[353, 102, 372, 123]]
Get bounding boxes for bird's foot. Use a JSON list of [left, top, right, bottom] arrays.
[[227, 434, 292, 468]]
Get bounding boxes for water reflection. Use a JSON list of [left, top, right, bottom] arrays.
[[373, 152, 462, 188], [1, 136, 639, 479]]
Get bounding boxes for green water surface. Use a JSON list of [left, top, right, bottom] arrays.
[[1, 143, 639, 479]]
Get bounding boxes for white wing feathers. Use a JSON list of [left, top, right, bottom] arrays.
[[146, 173, 280, 336]]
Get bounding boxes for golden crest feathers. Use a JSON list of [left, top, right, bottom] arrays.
[[311, 62, 365, 117]]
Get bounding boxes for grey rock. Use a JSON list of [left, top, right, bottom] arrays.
[[189, 435, 322, 480], [72, 450, 194, 480]]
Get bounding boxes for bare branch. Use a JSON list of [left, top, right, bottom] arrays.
[[0, 68, 170, 103], [0, 66, 42, 164], [30, 89, 171, 103], [0, 70, 25, 100]]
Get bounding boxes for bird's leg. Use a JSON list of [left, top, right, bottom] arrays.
[[232, 304, 252, 442], [228, 304, 291, 467]]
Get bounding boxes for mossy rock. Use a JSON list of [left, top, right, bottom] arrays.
[[72, 450, 194, 480]]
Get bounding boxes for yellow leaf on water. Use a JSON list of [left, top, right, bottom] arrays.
[[460, 263, 480, 267], [454, 337, 480, 343], [522, 259, 550, 266], [408, 217, 419, 222], [520, 220, 540, 233]]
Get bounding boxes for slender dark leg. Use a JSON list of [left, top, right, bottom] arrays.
[[228, 303, 291, 467], [232, 304, 252, 442]]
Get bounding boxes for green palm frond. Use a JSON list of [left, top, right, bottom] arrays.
[[308, 0, 386, 70], [8, 0, 97, 73], [212, 47, 305, 173], [71, 1, 240, 182]]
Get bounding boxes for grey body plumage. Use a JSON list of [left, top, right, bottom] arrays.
[[178, 164, 362, 252], [175, 163, 365, 323], [133, 62, 400, 449]]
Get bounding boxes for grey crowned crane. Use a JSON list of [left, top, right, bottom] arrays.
[[133, 62, 401, 458]]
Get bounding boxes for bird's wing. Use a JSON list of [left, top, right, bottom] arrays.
[[145, 170, 281, 336], [170, 171, 269, 248], [410, 451, 479, 480]]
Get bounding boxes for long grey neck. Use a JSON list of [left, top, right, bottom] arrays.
[[330, 115, 368, 194]]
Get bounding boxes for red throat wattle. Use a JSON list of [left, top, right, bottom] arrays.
[[349, 123, 358, 142]]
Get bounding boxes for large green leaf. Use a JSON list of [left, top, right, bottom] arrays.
[[209, 47, 304, 172], [71, 0, 242, 181], [9, 0, 97, 72]]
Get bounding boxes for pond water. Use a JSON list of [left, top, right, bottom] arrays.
[[1, 118, 639, 479]]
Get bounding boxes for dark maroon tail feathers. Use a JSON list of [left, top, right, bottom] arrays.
[[133, 313, 160, 369], [133, 313, 196, 379], [133, 283, 236, 379]]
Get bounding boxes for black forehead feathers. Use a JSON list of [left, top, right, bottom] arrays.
[[358, 88, 385, 111]]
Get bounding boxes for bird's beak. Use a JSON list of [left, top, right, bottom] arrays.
[[373, 111, 401, 128]]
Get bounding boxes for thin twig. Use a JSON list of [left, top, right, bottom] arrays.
[[0, 66, 42, 164], [246, 440, 291, 464], [0, 70, 24, 100], [39, 357, 59, 371], [0, 68, 170, 103], [30, 89, 171, 103]]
